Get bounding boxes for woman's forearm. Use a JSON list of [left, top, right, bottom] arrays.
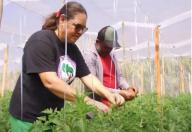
[[81, 74, 125, 106], [39, 72, 77, 102], [81, 74, 111, 97]]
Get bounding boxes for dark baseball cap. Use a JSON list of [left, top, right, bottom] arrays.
[[97, 26, 121, 48]]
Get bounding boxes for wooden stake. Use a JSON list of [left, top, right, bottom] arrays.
[[154, 26, 161, 103], [190, 58, 192, 93], [188, 73, 191, 93], [1, 45, 8, 97], [132, 74, 135, 86], [148, 59, 153, 92], [140, 62, 144, 94], [179, 61, 185, 93], [161, 57, 165, 95]]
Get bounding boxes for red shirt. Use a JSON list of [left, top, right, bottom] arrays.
[[100, 54, 116, 106]]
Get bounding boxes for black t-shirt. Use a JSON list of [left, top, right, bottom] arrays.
[[9, 30, 90, 123]]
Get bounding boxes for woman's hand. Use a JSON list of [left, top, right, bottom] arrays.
[[84, 97, 109, 112], [107, 93, 125, 106], [81, 74, 125, 107], [93, 100, 110, 112]]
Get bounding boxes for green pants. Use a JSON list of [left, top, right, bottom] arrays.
[[9, 115, 33, 132]]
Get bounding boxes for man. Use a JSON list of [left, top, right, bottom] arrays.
[[84, 26, 138, 106]]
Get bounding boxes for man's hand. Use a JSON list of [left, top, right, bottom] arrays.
[[119, 87, 138, 101], [129, 87, 138, 94]]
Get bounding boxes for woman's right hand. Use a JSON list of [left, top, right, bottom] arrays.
[[92, 100, 110, 112], [108, 93, 125, 107], [84, 97, 109, 112]]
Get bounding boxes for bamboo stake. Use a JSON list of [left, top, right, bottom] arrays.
[[190, 57, 192, 93], [179, 62, 185, 93], [140, 62, 144, 94], [132, 74, 135, 86], [154, 25, 161, 103], [148, 59, 153, 92], [1, 45, 8, 97], [188, 73, 191, 93], [162, 56, 165, 95]]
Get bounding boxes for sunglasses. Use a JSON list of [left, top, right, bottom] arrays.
[[72, 23, 88, 34]]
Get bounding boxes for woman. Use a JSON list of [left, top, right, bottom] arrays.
[[9, 1, 125, 131]]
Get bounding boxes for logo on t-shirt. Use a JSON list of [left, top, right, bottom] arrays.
[[57, 55, 76, 83]]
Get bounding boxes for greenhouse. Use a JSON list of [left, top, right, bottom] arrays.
[[0, 0, 191, 131]]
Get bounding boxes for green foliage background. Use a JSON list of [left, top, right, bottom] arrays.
[[0, 57, 191, 132], [0, 92, 190, 132], [30, 94, 191, 132], [0, 92, 11, 132]]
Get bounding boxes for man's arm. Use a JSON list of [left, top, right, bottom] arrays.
[[112, 54, 129, 89], [112, 55, 138, 100]]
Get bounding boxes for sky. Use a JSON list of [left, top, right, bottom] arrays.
[[0, 0, 191, 70]]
